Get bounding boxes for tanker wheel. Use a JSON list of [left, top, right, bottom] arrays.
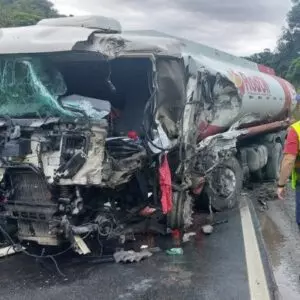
[[204, 157, 243, 212], [265, 142, 283, 180], [167, 191, 193, 230]]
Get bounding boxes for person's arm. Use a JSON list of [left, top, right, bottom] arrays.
[[277, 127, 298, 200], [278, 154, 296, 186]]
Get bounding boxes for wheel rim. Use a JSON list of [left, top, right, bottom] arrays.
[[212, 167, 236, 199]]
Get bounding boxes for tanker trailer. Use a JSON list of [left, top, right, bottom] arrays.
[[177, 48, 297, 214]]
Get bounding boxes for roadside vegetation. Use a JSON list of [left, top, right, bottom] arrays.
[[0, 0, 62, 27], [246, 0, 300, 91]]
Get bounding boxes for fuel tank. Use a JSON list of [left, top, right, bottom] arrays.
[[195, 60, 297, 140]]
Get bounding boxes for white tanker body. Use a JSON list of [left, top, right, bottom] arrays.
[[195, 59, 296, 140], [182, 45, 297, 212]]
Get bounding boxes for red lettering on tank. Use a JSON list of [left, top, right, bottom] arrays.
[[240, 74, 250, 92], [228, 70, 271, 96], [260, 79, 270, 94], [253, 78, 261, 93]]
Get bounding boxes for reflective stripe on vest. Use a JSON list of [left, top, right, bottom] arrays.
[[291, 121, 300, 189]]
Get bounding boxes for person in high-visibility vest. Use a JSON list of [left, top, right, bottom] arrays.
[[277, 118, 300, 226]]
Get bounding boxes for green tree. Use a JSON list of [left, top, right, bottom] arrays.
[[247, 0, 300, 78], [245, 50, 276, 70], [286, 57, 300, 89], [0, 0, 61, 27]]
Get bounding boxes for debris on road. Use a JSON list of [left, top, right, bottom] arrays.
[[201, 218, 229, 235], [166, 248, 184, 256], [148, 247, 162, 253], [202, 225, 214, 235], [113, 250, 152, 263], [212, 219, 229, 227], [0, 245, 24, 258], [182, 232, 196, 243]]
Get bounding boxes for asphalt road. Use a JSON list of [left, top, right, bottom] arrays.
[[0, 187, 289, 300], [252, 183, 300, 300]]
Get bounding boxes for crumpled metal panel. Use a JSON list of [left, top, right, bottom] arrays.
[[37, 15, 122, 33], [127, 30, 259, 71], [59, 126, 107, 185], [0, 26, 183, 58], [117, 34, 182, 58], [0, 25, 97, 54]]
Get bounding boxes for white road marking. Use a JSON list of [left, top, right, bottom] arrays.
[[240, 195, 271, 300]]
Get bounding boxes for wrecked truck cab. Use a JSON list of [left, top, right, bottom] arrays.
[[0, 17, 188, 249], [0, 16, 295, 253]]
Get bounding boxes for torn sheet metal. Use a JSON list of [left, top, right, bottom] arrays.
[[0, 27, 182, 58], [59, 126, 107, 185], [0, 25, 99, 54], [73, 235, 91, 255], [155, 58, 186, 138], [37, 15, 122, 33]]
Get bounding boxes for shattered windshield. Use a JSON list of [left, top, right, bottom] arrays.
[[0, 57, 74, 118], [0, 57, 109, 120]]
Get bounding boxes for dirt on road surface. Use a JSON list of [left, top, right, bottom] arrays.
[[248, 182, 300, 300], [0, 184, 299, 300]]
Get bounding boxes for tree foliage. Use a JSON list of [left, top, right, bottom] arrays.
[[0, 0, 61, 27], [286, 57, 300, 88], [245, 51, 275, 69], [247, 0, 300, 89]]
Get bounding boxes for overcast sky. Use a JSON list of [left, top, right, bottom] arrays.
[[51, 0, 292, 56]]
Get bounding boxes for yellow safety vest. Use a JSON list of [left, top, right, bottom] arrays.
[[291, 121, 300, 189]]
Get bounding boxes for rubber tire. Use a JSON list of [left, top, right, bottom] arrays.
[[204, 157, 243, 212], [167, 191, 185, 230], [265, 142, 283, 180], [251, 169, 264, 182]]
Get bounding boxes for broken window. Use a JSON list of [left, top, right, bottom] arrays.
[[0, 57, 73, 118], [52, 56, 154, 136], [50, 55, 186, 139], [0, 53, 186, 143], [0, 56, 112, 120]]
